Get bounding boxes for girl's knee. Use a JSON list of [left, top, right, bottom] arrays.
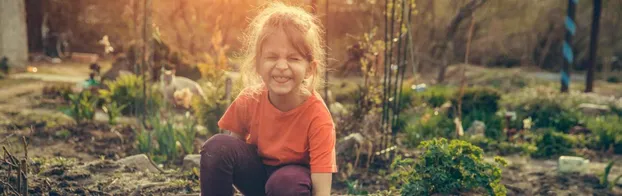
[[200, 134, 238, 157], [265, 165, 311, 196]]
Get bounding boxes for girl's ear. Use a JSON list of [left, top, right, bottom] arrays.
[[306, 60, 318, 79]]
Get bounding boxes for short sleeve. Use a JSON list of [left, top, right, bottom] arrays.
[[308, 110, 338, 173], [217, 92, 252, 138]]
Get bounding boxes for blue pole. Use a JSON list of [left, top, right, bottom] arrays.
[[562, 0, 577, 93]]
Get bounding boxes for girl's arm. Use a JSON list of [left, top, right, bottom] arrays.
[[311, 173, 332, 196]]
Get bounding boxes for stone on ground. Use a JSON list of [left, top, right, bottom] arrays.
[[182, 154, 201, 171], [116, 154, 161, 173], [578, 103, 611, 116]]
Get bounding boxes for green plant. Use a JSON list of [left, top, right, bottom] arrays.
[[405, 110, 455, 147], [345, 180, 368, 195], [390, 138, 507, 196], [600, 161, 622, 190], [176, 112, 198, 155], [102, 101, 127, 125], [467, 136, 537, 156], [451, 87, 502, 117], [501, 87, 589, 133], [139, 110, 199, 164], [515, 99, 581, 133], [136, 127, 153, 155], [462, 110, 505, 140], [415, 85, 456, 108], [151, 114, 179, 163], [532, 129, 577, 158], [586, 115, 622, 153], [606, 76, 620, 83], [98, 73, 160, 115], [191, 79, 231, 136], [60, 91, 99, 124]]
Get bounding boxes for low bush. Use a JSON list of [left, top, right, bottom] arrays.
[[390, 138, 507, 196], [414, 85, 456, 108], [60, 91, 99, 124], [451, 87, 502, 117], [98, 73, 161, 115], [586, 115, 622, 154], [404, 110, 455, 147], [532, 129, 578, 158], [468, 136, 537, 156], [191, 78, 232, 136]]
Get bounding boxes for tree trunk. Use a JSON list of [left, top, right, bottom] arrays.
[[585, 0, 602, 93], [436, 0, 487, 83], [26, 0, 44, 53], [0, 0, 29, 67]]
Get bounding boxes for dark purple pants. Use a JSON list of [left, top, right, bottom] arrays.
[[200, 134, 312, 196]]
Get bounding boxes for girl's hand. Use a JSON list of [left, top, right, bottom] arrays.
[[311, 173, 332, 196]]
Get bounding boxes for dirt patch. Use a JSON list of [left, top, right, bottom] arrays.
[[1, 156, 200, 195]]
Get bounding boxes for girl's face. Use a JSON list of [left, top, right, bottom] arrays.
[[257, 29, 316, 98]]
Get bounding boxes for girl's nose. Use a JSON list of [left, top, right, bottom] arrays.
[[275, 59, 288, 70]]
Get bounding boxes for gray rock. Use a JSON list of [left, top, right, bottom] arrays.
[[182, 154, 201, 171], [467, 120, 486, 137], [578, 103, 611, 116], [336, 133, 365, 155], [116, 154, 161, 173]]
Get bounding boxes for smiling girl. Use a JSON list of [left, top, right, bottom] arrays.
[[199, 2, 336, 196]]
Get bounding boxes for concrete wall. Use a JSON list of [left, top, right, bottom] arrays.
[[0, 0, 29, 68]]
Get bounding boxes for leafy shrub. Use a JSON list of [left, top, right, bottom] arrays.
[[500, 87, 622, 132], [390, 138, 507, 196], [98, 73, 162, 116], [414, 85, 455, 108], [176, 113, 198, 155], [606, 76, 620, 83], [516, 99, 581, 133], [532, 129, 577, 158], [191, 78, 232, 136], [462, 111, 505, 140], [447, 87, 504, 140], [468, 136, 537, 156], [586, 115, 622, 153], [405, 110, 455, 147], [60, 91, 99, 124], [611, 105, 622, 117], [138, 111, 199, 164], [451, 87, 502, 117], [102, 101, 126, 125]]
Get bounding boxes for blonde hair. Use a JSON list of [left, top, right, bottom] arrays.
[[237, 1, 326, 98]]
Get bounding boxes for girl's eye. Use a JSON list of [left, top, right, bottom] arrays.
[[288, 57, 301, 61], [266, 56, 277, 60]]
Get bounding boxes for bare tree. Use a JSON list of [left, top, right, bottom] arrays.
[[434, 0, 488, 83]]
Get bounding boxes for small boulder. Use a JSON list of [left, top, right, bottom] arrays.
[[182, 154, 201, 171], [578, 103, 610, 116], [336, 133, 365, 155], [116, 154, 161, 173], [467, 120, 486, 137]]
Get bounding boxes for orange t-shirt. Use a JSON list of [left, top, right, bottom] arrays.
[[217, 87, 338, 173]]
